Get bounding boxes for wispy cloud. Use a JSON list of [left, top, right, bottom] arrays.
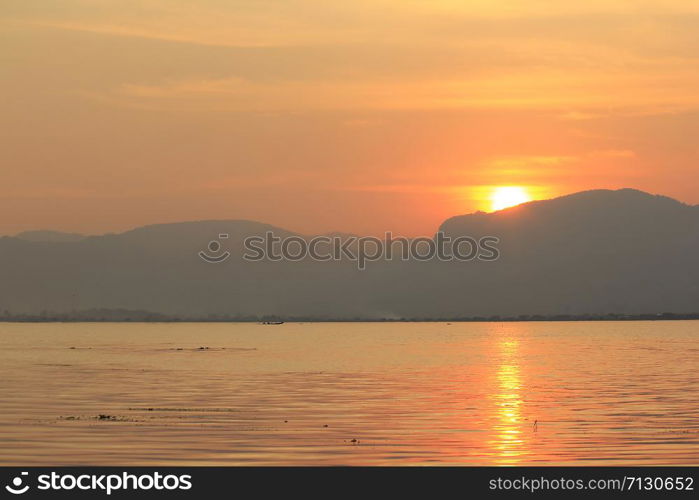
[[109, 62, 699, 114], [7, 1, 699, 115]]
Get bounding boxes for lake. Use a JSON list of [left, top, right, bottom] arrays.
[[0, 321, 697, 465]]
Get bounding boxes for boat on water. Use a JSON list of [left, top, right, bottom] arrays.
[[260, 321, 284, 325]]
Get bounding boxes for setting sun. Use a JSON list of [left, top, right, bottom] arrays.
[[490, 187, 531, 211]]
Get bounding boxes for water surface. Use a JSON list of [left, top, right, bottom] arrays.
[[0, 321, 697, 465]]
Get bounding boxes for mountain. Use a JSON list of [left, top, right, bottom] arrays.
[[14, 230, 85, 243], [434, 189, 699, 317], [1, 189, 697, 319]]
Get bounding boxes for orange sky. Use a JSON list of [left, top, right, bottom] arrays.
[[2, 1, 699, 236]]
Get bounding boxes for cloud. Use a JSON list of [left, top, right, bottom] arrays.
[[7, 1, 699, 116], [108, 60, 699, 114], [487, 155, 579, 169], [590, 149, 637, 159]]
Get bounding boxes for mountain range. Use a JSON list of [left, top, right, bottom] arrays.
[[1, 188, 697, 319]]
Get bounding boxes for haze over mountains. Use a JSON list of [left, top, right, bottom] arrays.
[[2, 189, 697, 319]]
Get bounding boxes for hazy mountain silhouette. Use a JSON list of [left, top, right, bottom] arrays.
[[434, 189, 699, 317], [15, 230, 85, 243], [1, 189, 697, 319]]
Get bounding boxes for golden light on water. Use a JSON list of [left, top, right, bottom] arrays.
[[490, 186, 532, 211], [491, 332, 526, 464]]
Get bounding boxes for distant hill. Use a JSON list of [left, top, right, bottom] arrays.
[[14, 230, 85, 243], [1, 189, 697, 319], [434, 189, 699, 317]]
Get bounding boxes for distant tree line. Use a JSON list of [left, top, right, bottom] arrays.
[[1, 309, 698, 323]]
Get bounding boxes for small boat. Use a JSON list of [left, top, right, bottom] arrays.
[[260, 321, 284, 325]]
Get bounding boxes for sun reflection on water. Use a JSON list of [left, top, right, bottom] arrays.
[[491, 333, 526, 464]]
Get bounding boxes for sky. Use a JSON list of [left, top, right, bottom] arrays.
[[2, 1, 699, 236]]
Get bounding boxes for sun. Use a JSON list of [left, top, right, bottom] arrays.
[[490, 186, 531, 211]]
